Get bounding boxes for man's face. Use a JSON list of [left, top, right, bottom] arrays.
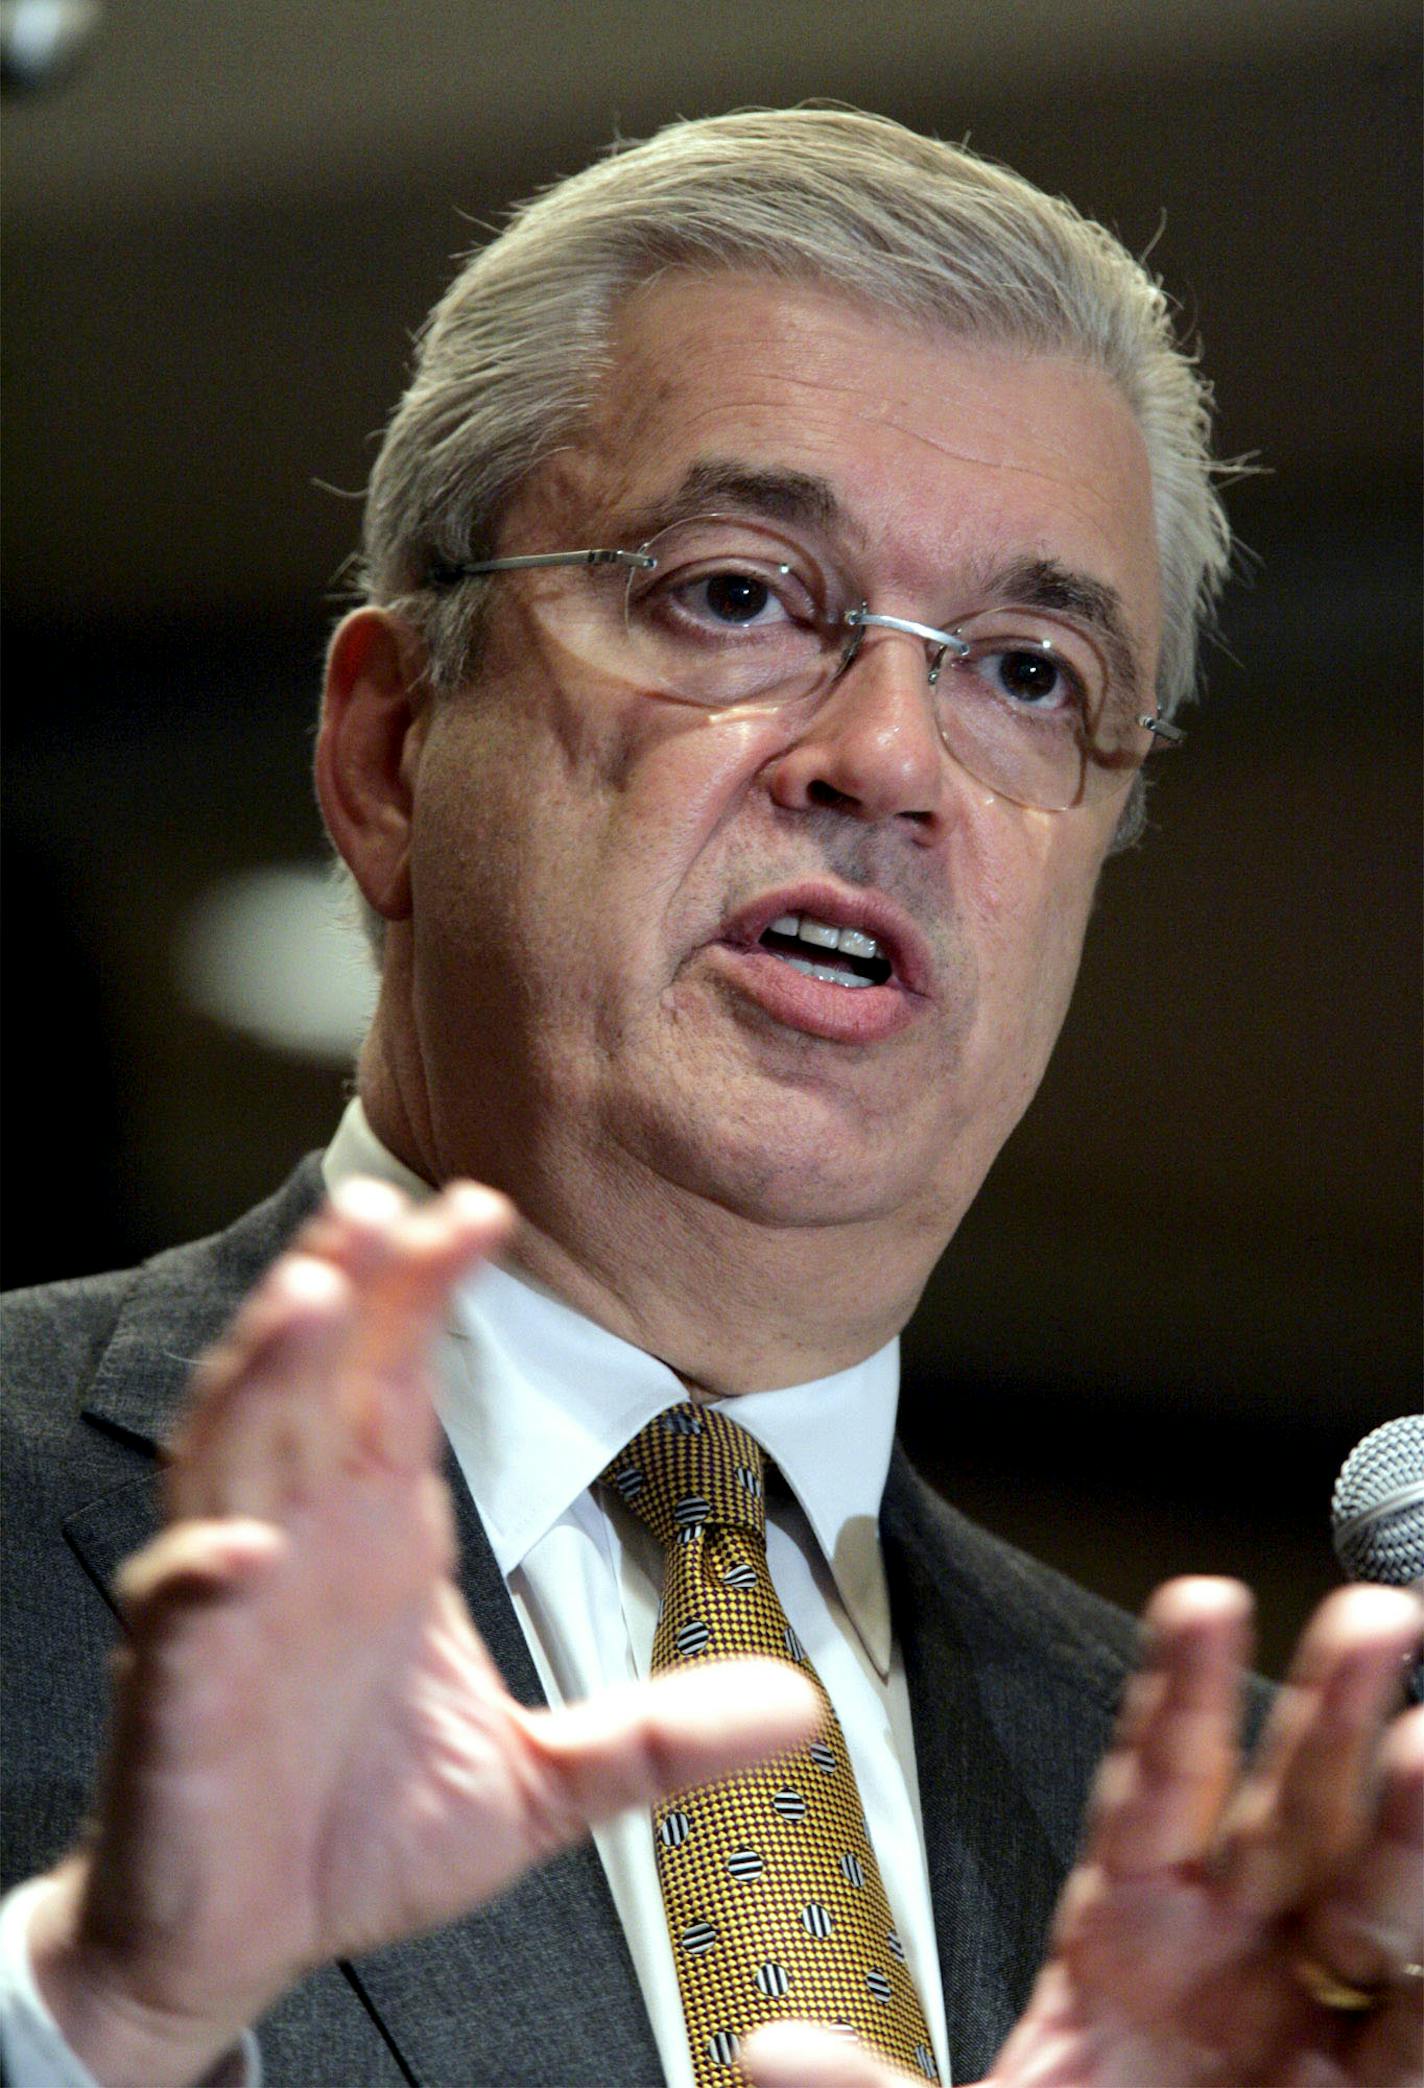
[[401, 274, 1161, 1248]]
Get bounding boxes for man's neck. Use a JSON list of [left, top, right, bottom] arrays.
[[357, 1049, 935, 1396], [497, 1170, 921, 1397]]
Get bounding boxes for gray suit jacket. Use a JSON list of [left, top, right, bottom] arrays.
[[3, 1162, 1145, 2085]]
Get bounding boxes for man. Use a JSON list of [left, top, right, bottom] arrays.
[[3, 107, 1420, 2088]]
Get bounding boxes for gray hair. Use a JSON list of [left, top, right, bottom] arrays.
[[346, 105, 1234, 942]]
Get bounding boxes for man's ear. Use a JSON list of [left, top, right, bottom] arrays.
[[315, 608, 431, 922]]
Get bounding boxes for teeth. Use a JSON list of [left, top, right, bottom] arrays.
[[798, 917, 841, 950], [782, 956, 875, 989], [766, 912, 884, 960]]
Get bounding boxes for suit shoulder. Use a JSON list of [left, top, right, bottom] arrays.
[[2, 1267, 136, 1425], [2, 1156, 327, 1450], [884, 1450, 1142, 1711], [886, 1451, 1273, 1739]]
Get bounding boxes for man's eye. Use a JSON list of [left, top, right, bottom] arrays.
[[657, 561, 808, 634], [969, 643, 1082, 714], [695, 570, 783, 625]]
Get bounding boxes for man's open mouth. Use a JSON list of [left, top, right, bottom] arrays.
[[756, 912, 894, 990]]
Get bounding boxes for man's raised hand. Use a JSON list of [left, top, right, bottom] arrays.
[[27, 1180, 818, 2088], [741, 1579, 1422, 2088]]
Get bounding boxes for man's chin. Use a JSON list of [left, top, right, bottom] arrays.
[[631, 1114, 947, 1233]]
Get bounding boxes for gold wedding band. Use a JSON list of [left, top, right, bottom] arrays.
[[1294, 1955, 1424, 2014]]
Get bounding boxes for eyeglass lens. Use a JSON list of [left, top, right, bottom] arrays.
[[529, 515, 1152, 812]]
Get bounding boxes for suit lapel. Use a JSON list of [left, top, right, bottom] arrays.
[[65, 1161, 332, 1606], [882, 1449, 1135, 2084], [63, 1160, 660, 2086], [63, 1166, 1145, 2086], [80, 1158, 331, 1448], [341, 1463, 663, 2086]]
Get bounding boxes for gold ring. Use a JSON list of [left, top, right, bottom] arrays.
[[1295, 1956, 1424, 2014], [1294, 1956, 1384, 2013]]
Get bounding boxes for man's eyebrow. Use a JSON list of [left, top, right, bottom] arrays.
[[610, 481, 1144, 697], [982, 556, 1143, 701], [618, 461, 848, 544]]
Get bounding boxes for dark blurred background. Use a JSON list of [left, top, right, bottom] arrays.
[[3, 1, 1419, 1674]]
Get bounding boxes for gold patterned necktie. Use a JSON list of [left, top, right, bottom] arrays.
[[603, 1402, 939, 2085]]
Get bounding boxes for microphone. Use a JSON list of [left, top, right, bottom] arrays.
[[1331, 1414, 1424, 1704]]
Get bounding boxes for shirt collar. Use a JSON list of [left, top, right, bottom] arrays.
[[322, 1094, 433, 1203], [321, 1097, 900, 1675]]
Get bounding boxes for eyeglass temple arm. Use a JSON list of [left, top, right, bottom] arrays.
[[444, 547, 659, 578]]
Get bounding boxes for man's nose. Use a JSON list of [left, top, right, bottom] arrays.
[[763, 632, 951, 832]]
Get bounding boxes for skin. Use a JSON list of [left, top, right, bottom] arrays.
[[28, 1185, 821, 2087], [27, 275, 1423, 2086], [743, 1581, 1424, 2087], [322, 274, 1159, 1390]]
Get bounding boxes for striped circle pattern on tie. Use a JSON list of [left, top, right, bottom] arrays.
[[602, 1402, 936, 2084]]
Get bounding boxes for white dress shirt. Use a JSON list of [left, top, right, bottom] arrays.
[[0, 1101, 952, 2087]]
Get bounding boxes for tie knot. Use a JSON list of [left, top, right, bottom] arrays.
[[602, 1403, 767, 1549]]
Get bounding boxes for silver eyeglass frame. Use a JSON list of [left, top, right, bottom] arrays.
[[435, 542, 1185, 748]]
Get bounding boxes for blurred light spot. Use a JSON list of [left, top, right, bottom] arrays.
[[177, 862, 377, 1066], [1, 0, 101, 90]]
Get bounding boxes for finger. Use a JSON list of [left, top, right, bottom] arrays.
[[1221, 1586, 1423, 1917], [292, 1175, 413, 1285], [1314, 1714, 1424, 2088], [515, 1657, 820, 1852], [1322, 1724, 1424, 2088], [1301, 1702, 1424, 1990], [169, 1253, 357, 1520], [1084, 1577, 1252, 1878], [177, 1176, 416, 1454], [169, 1180, 512, 1517], [741, 2020, 918, 2085], [115, 1516, 288, 1623], [108, 1519, 292, 1789], [335, 1182, 513, 1467]]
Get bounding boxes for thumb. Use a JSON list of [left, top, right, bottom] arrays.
[[741, 2020, 924, 2085], [517, 1656, 819, 1832]]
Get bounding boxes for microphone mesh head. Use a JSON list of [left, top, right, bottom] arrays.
[[1331, 1415, 1424, 1583]]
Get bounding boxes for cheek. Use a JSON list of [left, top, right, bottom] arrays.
[[410, 691, 766, 1019], [551, 709, 801, 992], [615, 710, 794, 858], [408, 705, 573, 1006], [960, 809, 1104, 1050]]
